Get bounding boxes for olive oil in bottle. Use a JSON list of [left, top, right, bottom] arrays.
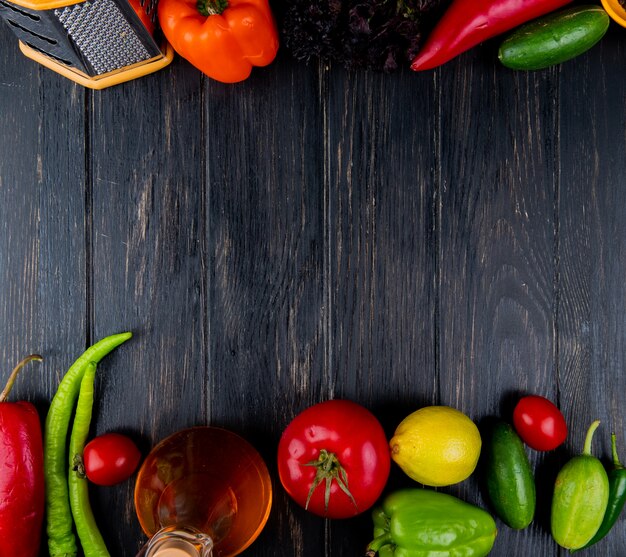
[[134, 427, 272, 557]]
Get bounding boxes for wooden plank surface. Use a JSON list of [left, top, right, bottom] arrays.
[[326, 64, 439, 553], [0, 25, 88, 439], [0, 17, 88, 400], [87, 59, 206, 555], [1, 11, 626, 557], [438, 47, 559, 555], [205, 53, 327, 556], [558, 29, 626, 557]]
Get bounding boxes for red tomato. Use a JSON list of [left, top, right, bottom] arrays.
[[277, 399, 390, 519], [513, 395, 568, 451], [83, 433, 142, 486]]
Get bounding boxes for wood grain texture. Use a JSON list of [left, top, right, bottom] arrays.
[[438, 47, 558, 555], [0, 29, 44, 385], [325, 64, 439, 554], [87, 58, 206, 555], [0, 24, 87, 425], [326, 66, 438, 406], [557, 30, 626, 557], [205, 53, 327, 556], [0, 25, 88, 557]]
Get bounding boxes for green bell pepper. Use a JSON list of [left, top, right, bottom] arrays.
[[365, 489, 497, 557]]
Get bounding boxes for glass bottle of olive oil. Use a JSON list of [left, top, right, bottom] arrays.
[[134, 427, 272, 557]]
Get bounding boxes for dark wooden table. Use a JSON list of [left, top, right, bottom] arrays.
[[2, 6, 626, 556]]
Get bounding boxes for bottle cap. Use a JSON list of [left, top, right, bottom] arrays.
[[150, 539, 200, 557], [153, 549, 197, 557], [139, 527, 213, 557]]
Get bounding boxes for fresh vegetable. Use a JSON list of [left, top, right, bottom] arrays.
[[601, 0, 626, 28], [513, 395, 567, 451], [389, 405, 481, 486], [498, 5, 610, 70], [365, 488, 497, 557], [69, 363, 110, 557], [551, 420, 609, 549], [128, 0, 155, 35], [84, 433, 141, 486], [282, 0, 446, 72], [0, 355, 45, 557], [482, 419, 535, 529], [45, 332, 132, 557], [277, 399, 390, 518], [411, 0, 574, 71], [157, 0, 279, 83], [577, 433, 626, 550]]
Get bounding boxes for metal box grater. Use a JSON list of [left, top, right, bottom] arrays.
[[0, 0, 173, 88]]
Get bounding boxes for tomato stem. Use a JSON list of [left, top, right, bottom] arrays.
[[196, 0, 228, 16], [304, 449, 358, 513], [0, 354, 43, 402]]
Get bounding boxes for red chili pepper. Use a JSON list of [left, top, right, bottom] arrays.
[[411, 0, 573, 71], [128, 0, 155, 36], [0, 355, 45, 557]]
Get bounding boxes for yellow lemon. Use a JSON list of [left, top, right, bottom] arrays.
[[390, 406, 482, 487]]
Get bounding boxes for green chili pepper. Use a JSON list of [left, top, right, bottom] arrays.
[[365, 488, 497, 557], [551, 420, 610, 550], [69, 362, 110, 557], [45, 332, 132, 557], [576, 433, 626, 550]]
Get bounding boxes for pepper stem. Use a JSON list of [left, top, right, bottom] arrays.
[[365, 532, 393, 554], [0, 354, 43, 402], [582, 420, 601, 455], [196, 0, 228, 16], [611, 433, 624, 469]]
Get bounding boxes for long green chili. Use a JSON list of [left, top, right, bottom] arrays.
[[69, 362, 110, 557], [44, 332, 132, 557], [577, 433, 626, 550]]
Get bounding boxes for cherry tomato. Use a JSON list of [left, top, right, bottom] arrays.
[[83, 433, 142, 486], [513, 395, 568, 451], [277, 399, 390, 519]]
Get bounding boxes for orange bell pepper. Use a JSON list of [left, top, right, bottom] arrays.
[[157, 0, 279, 83]]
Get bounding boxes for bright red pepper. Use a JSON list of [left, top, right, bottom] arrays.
[[0, 355, 45, 557], [411, 0, 573, 71], [128, 0, 155, 36], [157, 0, 279, 83]]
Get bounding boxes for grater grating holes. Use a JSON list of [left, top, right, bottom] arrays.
[[55, 0, 152, 75]]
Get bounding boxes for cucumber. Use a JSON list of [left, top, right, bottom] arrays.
[[483, 419, 536, 529], [498, 5, 610, 70]]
